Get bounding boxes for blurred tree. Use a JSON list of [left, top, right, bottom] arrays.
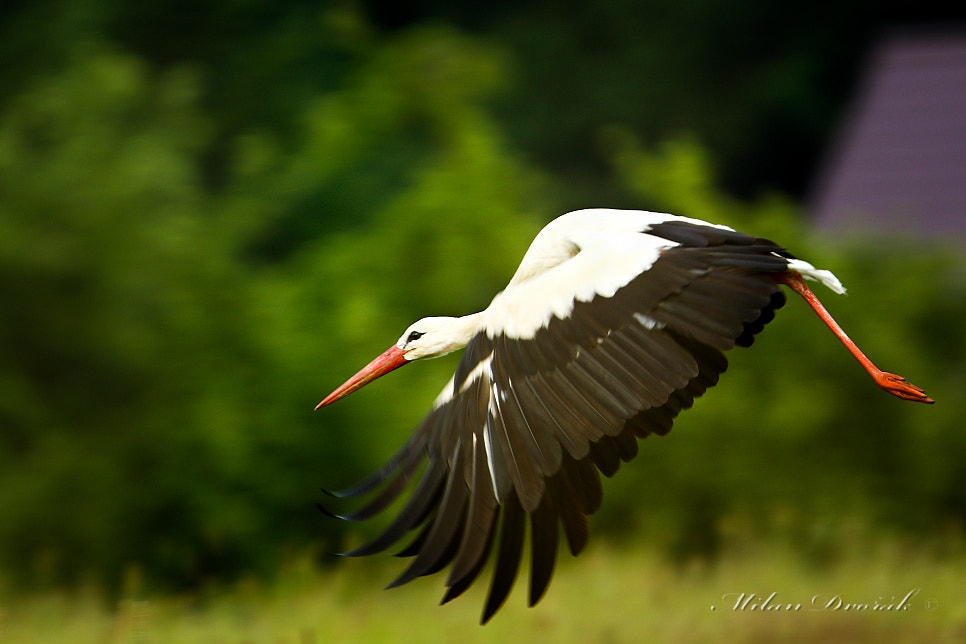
[[0, 22, 548, 590], [364, 0, 966, 201], [0, 48, 261, 586], [4, 0, 965, 208]]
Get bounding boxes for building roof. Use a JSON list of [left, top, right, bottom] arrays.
[[811, 29, 966, 241]]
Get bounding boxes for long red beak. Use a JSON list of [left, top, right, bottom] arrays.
[[315, 345, 408, 409]]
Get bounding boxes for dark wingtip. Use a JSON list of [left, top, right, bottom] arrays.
[[480, 579, 513, 625], [336, 547, 364, 558], [338, 539, 387, 558], [528, 586, 549, 608], [315, 502, 339, 519], [315, 501, 365, 522], [528, 564, 553, 607], [384, 572, 413, 591], [480, 598, 502, 625], [439, 588, 457, 606], [320, 484, 362, 500]]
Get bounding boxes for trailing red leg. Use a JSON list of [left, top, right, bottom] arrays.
[[779, 272, 933, 404]]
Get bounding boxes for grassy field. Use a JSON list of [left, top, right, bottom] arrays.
[[2, 537, 964, 643]]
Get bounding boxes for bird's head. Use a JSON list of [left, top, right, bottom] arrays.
[[316, 316, 473, 409], [395, 316, 467, 361]]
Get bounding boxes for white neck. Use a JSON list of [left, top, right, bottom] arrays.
[[445, 311, 486, 350]]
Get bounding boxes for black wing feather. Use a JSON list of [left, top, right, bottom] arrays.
[[482, 492, 525, 623], [528, 496, 558, 606]]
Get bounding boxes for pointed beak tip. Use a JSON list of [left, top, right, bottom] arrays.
[[315, 390, 343, 410]]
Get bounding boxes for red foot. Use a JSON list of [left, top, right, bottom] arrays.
[[872, 371, 934, 404]]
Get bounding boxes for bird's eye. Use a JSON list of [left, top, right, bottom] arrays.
[[406, 331, 424, 344]]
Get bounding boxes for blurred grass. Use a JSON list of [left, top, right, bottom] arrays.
[[3, 535, 963, 643]]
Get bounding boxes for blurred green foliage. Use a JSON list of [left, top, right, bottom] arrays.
[[0, 3, 963, 595]]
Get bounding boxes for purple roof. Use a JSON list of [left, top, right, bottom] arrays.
[[810, 30, 966, 240]]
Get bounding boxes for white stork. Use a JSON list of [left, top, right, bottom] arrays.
[[316, 208, 932, 623]]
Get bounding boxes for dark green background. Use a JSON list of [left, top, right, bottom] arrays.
[[1, 1, 962, 594]]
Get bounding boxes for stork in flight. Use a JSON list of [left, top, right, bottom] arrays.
[[316, 208, 932, 623]]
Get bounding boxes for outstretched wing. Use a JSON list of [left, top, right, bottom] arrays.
[[321, 221, 789, 622]]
